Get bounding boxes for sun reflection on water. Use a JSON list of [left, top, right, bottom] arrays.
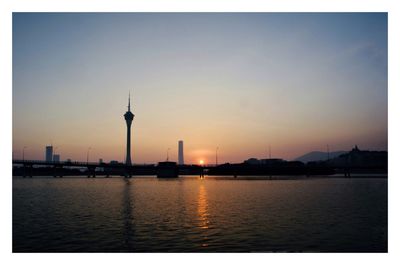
[[197, 183, 210, 230]]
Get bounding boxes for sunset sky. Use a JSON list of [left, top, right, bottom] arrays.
[[12, 13, 387, 164]]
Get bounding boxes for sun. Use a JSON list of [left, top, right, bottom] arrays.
[[199, 160, 204, 165]]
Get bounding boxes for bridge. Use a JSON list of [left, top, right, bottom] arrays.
[[12, 159, 137, 178], [12, 159, 210, 178]]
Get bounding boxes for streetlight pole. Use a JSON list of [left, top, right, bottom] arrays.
[[86, 147, 91, 164], [327, 144, 330, 160], [54, 146, 58, 161], [269, 145, 271, 159], [166, 148, 170, 162], [216, 146, 219, 166], [22, 146, 27, 161]]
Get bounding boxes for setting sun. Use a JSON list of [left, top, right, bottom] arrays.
[[199, 160, 204, 165]]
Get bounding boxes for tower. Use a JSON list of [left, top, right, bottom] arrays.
[[124, 93, 135, 165], [45, 145, 53, 162], [178, 140, 184, 165]]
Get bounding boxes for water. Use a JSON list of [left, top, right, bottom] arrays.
[[13, 176, 387, 252]]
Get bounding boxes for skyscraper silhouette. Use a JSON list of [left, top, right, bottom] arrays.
[[124, 93, 134, 165], [45, 145, 53, 162], [178, 140, 184, 165]]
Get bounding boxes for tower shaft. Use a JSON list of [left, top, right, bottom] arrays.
[[126, 123, 132, 165]]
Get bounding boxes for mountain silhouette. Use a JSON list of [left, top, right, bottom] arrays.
[[295, 151, 347, 163]]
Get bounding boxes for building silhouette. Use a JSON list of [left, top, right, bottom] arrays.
[[124, 93, 134, 166], [53, 154, 60, 162], [45, 146, 53, 162], [178, 140, 184, 165]]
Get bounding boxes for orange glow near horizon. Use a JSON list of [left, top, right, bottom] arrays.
[[199, 160, 205, 165]]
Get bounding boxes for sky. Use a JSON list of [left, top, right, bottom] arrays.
[[12, 13, 388, 164]]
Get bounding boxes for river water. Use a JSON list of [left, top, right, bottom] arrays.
[[13, 176, 387, 252]]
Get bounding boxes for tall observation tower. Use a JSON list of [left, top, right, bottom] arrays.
[[124, 93, 135, 166]]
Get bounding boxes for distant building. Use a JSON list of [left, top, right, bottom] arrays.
[[352, 145, 360, 152], [244, 158, 260, 165], [53, 154, 60, 162], [326, 145, 388, 169], [260, 158, 284, 165], [178, 140, 184, 165], [99, 158, 103, 164], [45, 146, 53, 162]]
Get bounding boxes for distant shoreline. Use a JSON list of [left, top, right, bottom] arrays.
[[12, 174, 388, 179]]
